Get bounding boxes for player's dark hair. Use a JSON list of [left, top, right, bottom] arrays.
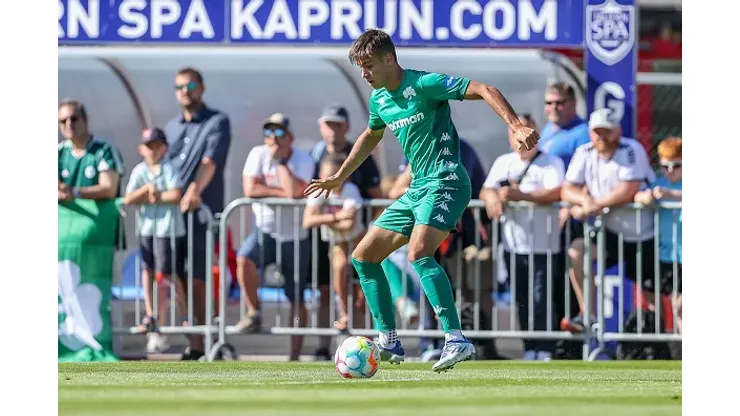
[[546, 82, 576, 100], [348, 29, 397, 65], [176, 67, 204, 85], [58, 98, 88, 121]]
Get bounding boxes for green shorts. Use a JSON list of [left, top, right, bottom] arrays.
[[374, 185, 472, 238]]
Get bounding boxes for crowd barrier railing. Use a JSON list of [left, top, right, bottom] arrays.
[[108, 197, 682, 362], [112, 203, 219, 357]]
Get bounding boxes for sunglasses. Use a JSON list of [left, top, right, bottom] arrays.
[[174, 81, 198, 92], [660, 161, 682, 170], [264, 128, 286, 138], [545, 99, 567, 106], [59, 115, 80, 125]]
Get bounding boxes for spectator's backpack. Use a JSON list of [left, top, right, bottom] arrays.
[[618, 309, 673, 360]]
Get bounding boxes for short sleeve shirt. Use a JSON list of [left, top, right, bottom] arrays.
[[243, 145, 315, 241], [58, 136, 125, 194], [565, 138, 656, 241], [125, 161, 186, 238], [368, 69, 471, 188], [164, 106, 231, 214]]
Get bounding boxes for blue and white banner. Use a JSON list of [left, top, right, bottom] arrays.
[[59, 0, 582, 46], [59, 0, 637, 141], [585, 0, 638, 139]]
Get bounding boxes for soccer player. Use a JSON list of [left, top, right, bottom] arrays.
[[304, 29, 539, 372]]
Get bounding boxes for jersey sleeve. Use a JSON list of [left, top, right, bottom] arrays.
[[367, 95, 386, 131], [98, 142, 125, 175], [618, 143, 654, 183], [418, 72, 471, 102], [565, 146, 588, 184]]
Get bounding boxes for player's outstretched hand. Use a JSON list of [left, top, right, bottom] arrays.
[[304, 175, 343, 199], [512, 124, 540, 151]]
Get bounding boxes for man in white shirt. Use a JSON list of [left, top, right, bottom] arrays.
[[234, 113, 315, 360], [481, 115, 566, 361], [560, 109, 657, 333]]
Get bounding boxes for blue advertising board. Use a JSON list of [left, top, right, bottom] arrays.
[[58, 0, 637, 139]]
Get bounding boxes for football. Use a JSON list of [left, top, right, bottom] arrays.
[[334, 336, 380, 379]]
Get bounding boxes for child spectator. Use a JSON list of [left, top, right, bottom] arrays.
[[634, 136, 682, 333], [123, 128, 187, 352]]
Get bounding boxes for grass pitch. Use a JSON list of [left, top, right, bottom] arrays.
[[59, 361, 681, 415]]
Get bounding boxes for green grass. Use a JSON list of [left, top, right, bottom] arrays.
[[58, 361, 681, 416]]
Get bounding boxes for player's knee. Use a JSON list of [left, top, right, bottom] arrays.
[[406, 248, 433, 264]]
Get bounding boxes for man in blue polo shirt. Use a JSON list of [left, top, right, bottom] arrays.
[[163, 67, 232, 360], [538, 82, 590, 169]]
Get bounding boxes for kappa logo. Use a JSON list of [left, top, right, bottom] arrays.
[[441, 148, 452, 156], [442, 192, 454, 201], [438, 202, 450, 212], [403, 86, 417, 100], [445, 173, 459, 181], [433, 214, 446, 223], [440, 133, 451, 142], [586, 0, 636, 66]]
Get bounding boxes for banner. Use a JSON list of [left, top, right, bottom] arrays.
[[58, 199, 121, 362], [585, 0, 638, 139], [59, 0, 582, 46]]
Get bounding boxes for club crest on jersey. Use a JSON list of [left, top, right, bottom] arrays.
[[586, 0, 636, 66], [402, 86, 417, 100]]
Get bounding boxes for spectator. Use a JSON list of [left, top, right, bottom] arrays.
[[634, 136, 682, 333], [163, 67, 232, 360], [303, 155, 367, 332], [122, 128, 187, 353], [538, 82, 590, 168], [58, 98, 125, 203], [480, 115, 566, 361], [309, 103, 383, 359], [236, 113, 314, 361], [560, 109, 656, 333]]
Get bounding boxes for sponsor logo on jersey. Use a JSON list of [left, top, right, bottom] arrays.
[[387, 112, 425, 131]]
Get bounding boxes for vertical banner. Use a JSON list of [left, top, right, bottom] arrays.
[[585, 0, 638, 139]]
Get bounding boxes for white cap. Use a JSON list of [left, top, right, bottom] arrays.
[[588, 108, 618, 130]]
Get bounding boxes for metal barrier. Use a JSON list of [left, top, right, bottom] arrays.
[[110, 197, 681, 361], [112, 203, 218, 357]]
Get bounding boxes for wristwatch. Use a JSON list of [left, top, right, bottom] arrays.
[[277, 157, 289, 166], [72, 188, 81, 198]]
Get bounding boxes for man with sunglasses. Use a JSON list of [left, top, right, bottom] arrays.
[[163, 67, 232, 360], [539, 82, 590, 169], [560, 109, 656, 333], [235, 113, 315, 361], [58, 98, 125, 202]]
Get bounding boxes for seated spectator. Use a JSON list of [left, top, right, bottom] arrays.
[[634, 136, 682, 333], [480, 115, 566, 361], [303, 156, 367, 331], [560, 109, 656, 333], [235, 113, 314, 361], [122, 128, 187, 353]]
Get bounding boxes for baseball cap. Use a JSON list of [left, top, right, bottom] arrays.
[[262, 112, 292, 133], [142, 127, 167, 145], [318, 104, 349, 124], [588, 108, 618, 130]]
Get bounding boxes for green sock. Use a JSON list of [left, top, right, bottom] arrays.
[[351, 258, 396, 331], [412, 256, 461, 332], [380, 258, 415, 301]]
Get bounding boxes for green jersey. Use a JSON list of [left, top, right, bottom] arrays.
[[58, 136, 125, 194], [368, 69, 471, 188]]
